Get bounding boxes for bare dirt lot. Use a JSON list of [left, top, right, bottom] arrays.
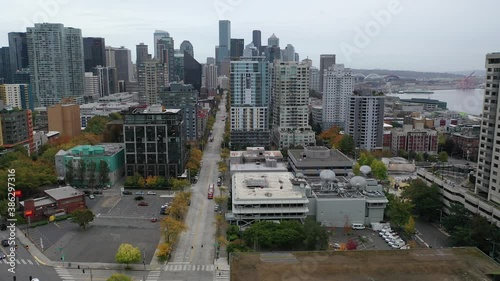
[[231, 248, 500, 281]]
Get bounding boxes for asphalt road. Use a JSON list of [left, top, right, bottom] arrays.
[[415, 219, 451, 248]]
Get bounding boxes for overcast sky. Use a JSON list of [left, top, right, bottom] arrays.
[[1, 0, 498, 72]]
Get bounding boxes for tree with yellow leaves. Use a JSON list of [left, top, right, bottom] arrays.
[[156, 243, 172, 260], [161, 216, 187, 243]]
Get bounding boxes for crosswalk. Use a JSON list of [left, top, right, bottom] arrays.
[[55, 267, 75, 281], [0, 258, 38, 265], [164, 264, 215, 272], [145, 270, 161, 281]]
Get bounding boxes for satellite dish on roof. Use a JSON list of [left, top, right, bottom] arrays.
[[300, 183, 305, 188], [320, 170, 336, 182], [349, 176, 367, 190], [296, 172, 304, 178], [360, 165, 372, 176]]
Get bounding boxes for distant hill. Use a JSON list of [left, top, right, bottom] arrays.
[[351, 69, 469, 80]]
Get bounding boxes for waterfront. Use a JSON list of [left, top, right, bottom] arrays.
[[389, 89, 484, 116]]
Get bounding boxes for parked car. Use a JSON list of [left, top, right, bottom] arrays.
[[134, 196, 144, 201], [147, 191, 156, 195], [0, 253, 5, 260], [122, 190, 132, 195], [83, 190, 91, 195], [135, 191, 145, 195], [1, 240, 9, 247], [151, 217, 157, 222], [89, 194, 95, 199], [214, 205, 219, 212], [92, 190, 102, 195], [138, 201, 149, 206]]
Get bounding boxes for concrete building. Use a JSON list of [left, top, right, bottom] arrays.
[[83, 37, 106, 72], [400, 98, 447, 111], [322, 64, 353, 130], [0, 105, 34, 153], [33, 107, 48, 130], [319, 54, 336, 93], [476, 52, 500, 204], [123, 105, 187, 178], [229, 147, 286, 175], [311, 104, 323, 129], [84, 72, 99, 102], [136, 43, 149, 67], [309, 66, 320, 92], [153, 30, 170, 59], [92, 66, 118, 97], [271, 61, 315, 148], [27, 23, 85, 107], [137, 59, 168, 105], [230, 39, 244, 59], [450, 133, 479, 161], [47, 104, 81, 138], [105, 46, 115, 67], [180, 40, 194, 58], [346, 93, 385, 151], [98, 92, 134, 103], [391, 125, 438, 155], [0, 84, 33, 110], [159, 83, 198, 141], [284, 44, 295, 62], [156, 36, 175, 82], [80, 102, 138, 128], [218, 75, 229, 90], [288, 146, 353, 178], [55, 144, 125, 186], [20, 186, 86, 222], [114, 46, 133, 82], [8, 32, 29, 77], [230, 56, 271, 148], [204, 64, 218, 90], [33, 131, 59, 153], [268, 34, 279, 47], [243, 42, 259, 57]]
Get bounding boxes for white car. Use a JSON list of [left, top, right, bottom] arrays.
[[89, 194, 95, 199], [389, 242, 400, 249], [147, 191, 156, 195]]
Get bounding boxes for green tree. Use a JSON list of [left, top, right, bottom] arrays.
[[107, 274, 132, 281], [370, 160, 388, 180], [442, 203, 472, 233], [386, 194, 414, 228], [87, 162, 97, 189], [124, 172, 141, 187], [84, 115, 111, 135], [358, 152, 375, 166], [115, 243, 141, 266], [303, 217, 328, 250], [98, 160, 110, 186], [170, 179, 190, 191], [77, 159, 86, 184], [109, 112, 123, 120], [0, 199, 9, 218], [353, 163, 361, 176], [415, 153, 424, 162], [65, 161, 74, 185], [438, 151, 448, 162], [70, 209, 95, 229], [338, 135, 355, 156], [402, 180, 442, 221], [404, 216, 416, 236]]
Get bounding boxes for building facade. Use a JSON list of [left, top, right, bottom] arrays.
[[153, 30, 170, 59], [204, 64, 218, 90], [47, 104, 81, 137], [27, 23, 85, 107], [0, 106, 34, 153], [271, 61, 315, 148], [391, 125, 438, 155], [346, 94, 385, 151], [450, 133, 479, 161], [159, 83, 198, 141], [123, 106, 187, 178], [0, 84, 34, 110], [156, 37, 175, 83], [322, 64, 353, 130], [92, 66, 118, 97], [288, 146, 353, 178], [8, 32, 29, 77], [183, 52, 202, 94], [217, 20, 231, 66], [309, 66, 320, 92], [84, 72, 99, 103], [230, 39, 244, 59], [180, 40, 194, 58], [319, 54, 336, 93], [83, 37, 106, 72], [137, 59, 168, 105], [114, 46, 133, 82], [136, 43, 149, 68]]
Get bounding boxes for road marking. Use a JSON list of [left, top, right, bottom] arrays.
[[96, 213, 101, 217], [190, 184, 208, 262], [54, 222, 61, 228], [16, 259, 20, 264], [33, 256, 46, 265], [20, 259, 26, 264], [27, 259, 33, 264]]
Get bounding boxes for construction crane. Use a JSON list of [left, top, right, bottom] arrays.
[[458, 71, 476, 90]]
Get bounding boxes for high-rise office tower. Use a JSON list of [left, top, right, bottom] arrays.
[[309, 67, 320, 93], [204, 63, 218, 90], [284, 44, 295, 62], [136, 43, 149, 67], [243, 42, 259, 57], [92, 66, 118, 97], [105, 46, 116, 67], [252, 30, 261, 50], [217, 20, 231, 65], [8, 32, 28, 76], [180, 40, 194, 58], [268, 34, 279, 47], [27, 23, 85, 107], [319, 54, 336, 93], [295, 53, 299, 62], [346, 92, 385, 151], [265, 46, 281, 63], [153, 30, 170, 59], [156, 36, 175, 82], [114, 46, 133, 82], [183, 52, 202, 94], [230, 56, 271, 148], [476, 52, 500, 204], [138, 59, 168, 105], [271, 61, 315, 148], [230, 39, 244, 59], [83, 37, 106, 72], [207, 57, 215, 65], [322, 64, 353, 130], [159, 83, 198, 141], [0, 47, 10, 83]]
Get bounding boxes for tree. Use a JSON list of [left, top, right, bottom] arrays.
[[170, 178, 190, 191], [319, 126, 343, 148], [370, 160, 388, 180], [386, 194, 414, 228], [402, 180, 442, 221], [358, 152, 375, 166], [124, 172, 141, 187], [156, 243, 171, 260], [70, 209, 95, 229], [438, 151, 448, 162], [404, 216, 416, 236], [0, 199, 9, 218], [107, 274, 132, 281], [87, 161, 97, 189], [303, 217, 328, 250], [415, 153, 424, 162], [98, 160, 110, 186], [65, 161, 74, 184], [442, 203, 472, 233], [77, 159, 86, 184], [115, 243, 141, 266], [353, 163, 361, 176], [338, 135, 355, 156], [214, 195, 227, 206], [84, 115, 111, 135], [161, 216, 187, 243], [146, 176, 159, 187], [137, 176, 145, 188], [346, 239, 358, 250]]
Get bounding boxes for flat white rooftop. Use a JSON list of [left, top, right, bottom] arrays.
[[233, 172, 306, 201]]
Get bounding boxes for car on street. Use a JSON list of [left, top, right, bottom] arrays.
[[92, 190, 102, 195], [1, 239, 9, 247], [122, 190, 132, 195], [147, 191, 156, 195], [135, 191, 145, 195], [138, 201, 149, 206], [89, 194, 95, 199], [83, 190, 91, 195], [0, 253, 5, 260], [214, 205, 219, 212], [151, 217, 157, 222]]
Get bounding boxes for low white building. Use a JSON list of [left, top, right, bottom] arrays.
[[80, 102, 138, 128]]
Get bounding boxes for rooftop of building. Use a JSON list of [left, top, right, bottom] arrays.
[[288, 146, 353, 167], [400, 98, 446, 104], [127, 105, 181, 114], [62, 143, 124, 157], [19, 197, 56, 208], [307, 172, 386, 199], [44, 186, 84, 201], [232, 172, 307, 201], [230, 248, 500, 281], [230, 147, 283, 159], [80, 102, 139, 109], [230, 162, 288, 173]]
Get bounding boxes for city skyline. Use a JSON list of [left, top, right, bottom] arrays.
[[0, 0, 498, 72]]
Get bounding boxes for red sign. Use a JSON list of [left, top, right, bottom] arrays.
[[13, 190, 21, 197], [24, 210, 33, 217]]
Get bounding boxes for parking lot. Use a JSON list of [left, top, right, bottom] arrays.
[[329, 228, 395, 250]]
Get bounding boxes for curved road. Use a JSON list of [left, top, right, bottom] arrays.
[[171, 92, 227, 267]]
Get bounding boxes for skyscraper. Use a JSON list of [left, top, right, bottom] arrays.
[[346, 93, 385, 151], [84, 72, 99, 103], [27, 23, 85, 107], [153, 30, 170, 59], [156, 36, 175, 82], [159, 83, 198, 141], [105, 46, 116, 67], [92, 66, 118, 97], [476, 52, 500, 204], [230, 56, 271, 148], [0, 47, 10, 83], [114, 46, 133, 82], [183, 51, 202, 94], [252, 30, 261, 50], [180, 40, 194, 58], [217, 20, 231, 65], [83, 37, 106, 72], [322, 64, 353, 130], [243, 43, 259, 57], [319, 54, 336, 93], [8, 32, 28, 75], [138, 59, 168, 105], [136, 43, 149, 67], [230, 39, 244, 59], [268, 34, 279, 47], [204, 63, 218, 90], [309, 67, 320, 93], [271, 61, 315, 148], [284, 44, 295, 62]]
